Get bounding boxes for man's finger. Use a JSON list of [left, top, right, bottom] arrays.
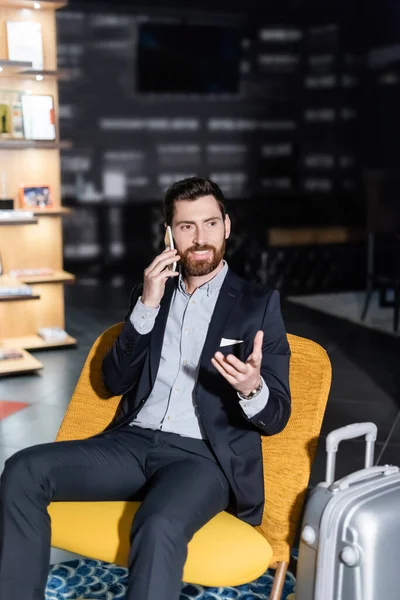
[[247, 331, 264, 366], [213, 353, 243, 378], [253, 330, 264, 352], [211, 357, 236, 385], [151, 253, 180, 275], [215, 352, 247, 374], [147, 250, 178, 275]]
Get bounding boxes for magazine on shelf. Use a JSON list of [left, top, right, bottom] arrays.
[[21, 95, 56, 141]]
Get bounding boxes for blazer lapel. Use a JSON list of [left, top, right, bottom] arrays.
[[149, 277, 176, 387], [198, 270, 243, 376]]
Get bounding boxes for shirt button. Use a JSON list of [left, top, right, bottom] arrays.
[[185, 328, 189, 333], [175, 387, 180, 392], [167, 416, 172, 420], [183, 360, 188, 365], [191, 300, 196, 305]]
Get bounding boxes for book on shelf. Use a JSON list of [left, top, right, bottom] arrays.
[[37, 327, 68, 342], [0, 209, 34, 220], [6, 21, 44, 70], [11, 101, 24, 139], [10, 268, 54, 278], [0, 91, 25, 139], [0, 103, 11, 137], [0, 348, 24, 361]]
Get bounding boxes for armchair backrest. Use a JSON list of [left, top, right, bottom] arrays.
[[258, 334, 331, 562]]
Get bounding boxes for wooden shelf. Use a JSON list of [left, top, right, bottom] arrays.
[[0, 217, 38, 225], [0, 0, 67, 10], [0, 293, 40, 302], [0, 334, 77, 350], [17, 270, 75, 284], [0, 348, 43, 376], [0, 140, 72, 150], [0, 60, 33, 76], [18, 69, 71, 81], [22, 207, 72, 216]]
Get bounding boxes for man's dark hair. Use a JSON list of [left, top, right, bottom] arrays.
[[164, 177, 227, 226]]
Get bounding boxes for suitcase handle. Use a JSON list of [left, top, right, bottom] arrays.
[[325, 422, 378, 485], [330, 465, 399, 491]]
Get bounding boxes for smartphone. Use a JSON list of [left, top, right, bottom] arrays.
[[164, 225, 177, 271]]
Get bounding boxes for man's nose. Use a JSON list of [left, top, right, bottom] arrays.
[[193, 230, 206, 246]]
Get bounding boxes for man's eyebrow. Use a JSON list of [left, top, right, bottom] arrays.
[[175, 216, 222, 225]]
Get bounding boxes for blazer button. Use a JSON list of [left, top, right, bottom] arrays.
[[258, 420, 266, 427]]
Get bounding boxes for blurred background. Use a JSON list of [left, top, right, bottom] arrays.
[[57, 0, 398, 295], [57, 0, 400, 337]]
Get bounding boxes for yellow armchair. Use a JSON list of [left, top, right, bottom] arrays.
[[48, 324, 331, 600]]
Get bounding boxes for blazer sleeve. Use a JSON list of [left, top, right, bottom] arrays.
[[101, 282, 152, 395], [247, 289, 291, 435]]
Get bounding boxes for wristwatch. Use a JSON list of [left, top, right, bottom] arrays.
[[238, 377, 263, 400]]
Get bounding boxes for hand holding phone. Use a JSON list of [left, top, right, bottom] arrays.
[[141, 227, 180, 308]]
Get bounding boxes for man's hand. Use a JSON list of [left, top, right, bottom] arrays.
[[211, 330, 264, 397], [141, 248, 180, 308]]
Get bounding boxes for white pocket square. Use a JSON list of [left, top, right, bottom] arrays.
[[220, 337, 244, 347]]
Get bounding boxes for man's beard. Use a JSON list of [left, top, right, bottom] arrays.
[[178, 238, 226, 277]]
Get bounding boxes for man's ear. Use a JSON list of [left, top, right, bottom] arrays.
[[224, 214, 231, 239]]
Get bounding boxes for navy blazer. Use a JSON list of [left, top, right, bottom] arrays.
[[102, 269, 291, 525]]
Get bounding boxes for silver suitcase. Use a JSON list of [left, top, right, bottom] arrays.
[[295, 422, 400, 600]]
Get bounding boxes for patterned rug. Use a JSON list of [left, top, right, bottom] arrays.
[[46, 559, 296, 599]]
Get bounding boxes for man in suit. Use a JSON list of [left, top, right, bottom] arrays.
[[0, 177, 291, 600]]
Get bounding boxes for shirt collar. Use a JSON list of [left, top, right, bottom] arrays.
[[178, 260, 228, 297]]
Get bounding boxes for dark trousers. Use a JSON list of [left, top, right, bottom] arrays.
[[0, 425, 230, 600]]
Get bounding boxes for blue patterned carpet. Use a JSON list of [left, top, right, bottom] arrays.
[[46, 559, 296, 599]]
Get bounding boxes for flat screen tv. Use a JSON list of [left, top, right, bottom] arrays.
[[137, 23, 242, 94]]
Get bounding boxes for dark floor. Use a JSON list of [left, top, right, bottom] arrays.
[[1, 281, 399, 491]]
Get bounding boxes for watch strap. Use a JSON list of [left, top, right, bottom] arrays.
[[238, 377, 263, 400]]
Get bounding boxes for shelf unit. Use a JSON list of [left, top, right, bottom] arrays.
[[0, 0, 75, 376]]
